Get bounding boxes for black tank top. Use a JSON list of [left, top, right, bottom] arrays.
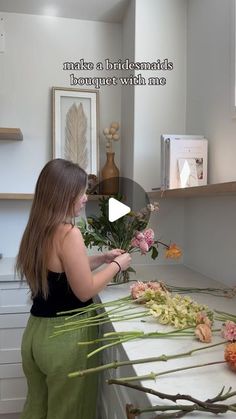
[[30, 271, 93, 317]]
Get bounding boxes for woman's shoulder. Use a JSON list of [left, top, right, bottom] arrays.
[[56, 223, 82, 245]]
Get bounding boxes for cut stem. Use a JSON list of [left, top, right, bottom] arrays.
[[69, 341, 225, 378], [109, 360, 226, 383]]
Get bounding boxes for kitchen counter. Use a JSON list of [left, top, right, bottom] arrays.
[[97, 264, 236, 418]]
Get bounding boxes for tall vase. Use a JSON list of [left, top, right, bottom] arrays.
[[100, 152, 119, 195], [112, 269, 130, 284]]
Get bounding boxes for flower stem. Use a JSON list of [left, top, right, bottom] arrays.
[[68, 341, 226, 378], [110, 360, 226, 383]]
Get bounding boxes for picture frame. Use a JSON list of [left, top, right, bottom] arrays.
[[52, 87, 99, 176]]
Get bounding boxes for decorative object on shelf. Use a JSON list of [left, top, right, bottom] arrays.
[[86, 174, 99, 195], [100, 122, 120, 194], [52, 87, 99, 177], [100, 152, 119, 195], [0, 127, 23, 141], [161, 134, 208, 190], [78, 196, 181, 283], [103, 121, 120, 152]]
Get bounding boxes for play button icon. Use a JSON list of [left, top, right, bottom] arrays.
[[108, 198, 130, 222]]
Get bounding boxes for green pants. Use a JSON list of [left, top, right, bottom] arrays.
[[21, 313, 98, 419]]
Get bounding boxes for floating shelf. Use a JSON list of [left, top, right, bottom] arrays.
[[0, 193, 106, 201], [0, 128, 23, 141], [1, 182, 236, 200], [0, 193, 33, 200], [148, 181, 236, 199]]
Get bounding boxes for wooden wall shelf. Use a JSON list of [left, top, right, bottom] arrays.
[[148, 181, 236, 199], [0, 128, 23, 141], [0, 194, 33, 200], [0, 193, 105, 201], [1, 182, 236, 200]]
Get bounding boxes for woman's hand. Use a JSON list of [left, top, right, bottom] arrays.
[[103, 249, 124, 263], [113, 253, 132, 271]]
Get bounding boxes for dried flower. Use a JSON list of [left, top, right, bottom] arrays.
[[165, 243, 182, 259], [221, 321, 236, 342], [196, 312, 212, 327], [224, 342, 236, 370], [103, 122, 120, 152], [147, 202, 159, 212], [195, 324, 212, 343]]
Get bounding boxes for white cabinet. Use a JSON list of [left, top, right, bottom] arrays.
[[98, 322, 154, 419], [0, 278, 30, 415]]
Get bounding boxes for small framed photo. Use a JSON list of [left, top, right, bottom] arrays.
[[52, 87, 99, 176]]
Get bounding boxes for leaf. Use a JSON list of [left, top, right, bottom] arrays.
[[150, 245, 159, 260], [126, 267, 136, 273], [64, 103, 88, 170]]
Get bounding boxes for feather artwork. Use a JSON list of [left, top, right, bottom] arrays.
[[64, 102, 88, 170]]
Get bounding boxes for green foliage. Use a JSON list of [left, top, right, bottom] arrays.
[[77, 196, 157, 259]]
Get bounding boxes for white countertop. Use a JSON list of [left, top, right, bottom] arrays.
[[98, 264, 236, 418]]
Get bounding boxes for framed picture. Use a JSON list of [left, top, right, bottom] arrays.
[[52, 87, 99, 176]]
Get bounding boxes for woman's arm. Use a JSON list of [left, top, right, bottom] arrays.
[[60, 227, 131, 301], [88, 254, 106, 271], [89, 249, 124, 271]]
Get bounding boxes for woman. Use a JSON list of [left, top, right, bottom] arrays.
[[16, 158, 131, 419]]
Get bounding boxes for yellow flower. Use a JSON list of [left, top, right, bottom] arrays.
[[165, 244, 182, 259], [225, 342, 236, 371]]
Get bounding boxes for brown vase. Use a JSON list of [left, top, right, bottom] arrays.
[[100, 152, 119, 195]]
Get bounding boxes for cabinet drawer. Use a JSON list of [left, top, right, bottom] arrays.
[[0, 313, 29, 329], [0, 364, 24, 379], [0, 374, 26, 414], [0, 314, 29, 365], [0, 285, 31, 314]]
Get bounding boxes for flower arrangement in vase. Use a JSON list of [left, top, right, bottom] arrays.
[[78, 196, 182, 283]]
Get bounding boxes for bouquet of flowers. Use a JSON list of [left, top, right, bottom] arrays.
[[78, 196, 182, 283]]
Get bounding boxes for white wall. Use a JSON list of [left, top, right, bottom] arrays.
[[121, 0, 135, 180], [133, 0, 187, 191], [186, 0, 236, 184], [183, 0, 236, 286], [0, 11, 122, 256], [184, 196, 236, 287], [0, 12, 122, 193]]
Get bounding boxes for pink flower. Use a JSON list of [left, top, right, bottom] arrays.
[[135, 232, 145, 240], [139, 240, 149, 254], [143, 229, 155, 247], [221, 321, 236, 342], [130, 281, 148, 299], [130, 281, 163, 300], [131, 228, 155, 254], [131, 237, 139, 247], [147, 281, 162, 291]]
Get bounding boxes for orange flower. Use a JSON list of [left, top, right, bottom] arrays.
[[195, 324, 212, 343], [165, 244, 182, 259], [224, 342, 236, 370]]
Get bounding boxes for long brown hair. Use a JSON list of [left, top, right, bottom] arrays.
[[16, 159, 87, 298]]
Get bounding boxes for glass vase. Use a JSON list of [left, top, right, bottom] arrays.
[[112, 269, 130, 284]]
